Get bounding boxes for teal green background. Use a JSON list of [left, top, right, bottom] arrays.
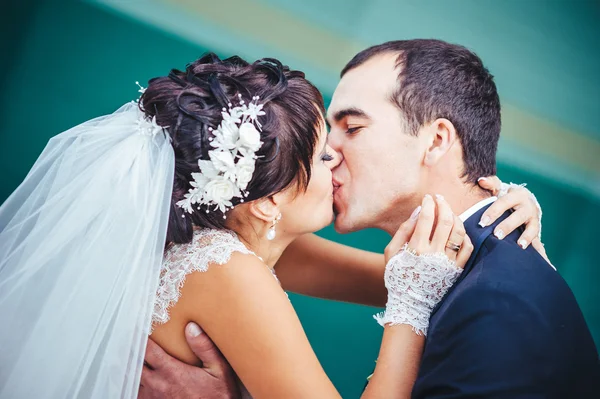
[[1, 2, 598, 397]]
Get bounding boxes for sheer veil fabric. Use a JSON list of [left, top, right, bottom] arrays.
[[0, 102, 174, 398]]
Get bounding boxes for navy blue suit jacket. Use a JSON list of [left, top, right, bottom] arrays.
[[411, 204, 600, 398]]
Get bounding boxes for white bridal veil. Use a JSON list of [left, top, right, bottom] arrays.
[[0, 102, 174, 398]]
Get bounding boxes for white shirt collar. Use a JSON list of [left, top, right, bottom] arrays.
[[459, 196, 497, 222]]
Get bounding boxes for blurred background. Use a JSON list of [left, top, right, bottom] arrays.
[[1, 0, 599, 396]]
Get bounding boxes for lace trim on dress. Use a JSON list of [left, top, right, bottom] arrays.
[[151, 229, 256, 331]]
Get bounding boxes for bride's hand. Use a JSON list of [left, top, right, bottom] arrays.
[[384, 194, 473, 268], [477, 176, 549, 263], [376, 194, 472, 335]]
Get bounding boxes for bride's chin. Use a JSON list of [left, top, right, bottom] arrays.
[[304, 210, 335, 235], [320, 209, 336, 230]]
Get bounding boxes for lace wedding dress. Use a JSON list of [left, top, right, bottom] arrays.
[[0, 100, 487, 399], [149, 228, 463, 398], [151, 228, 276, 398]]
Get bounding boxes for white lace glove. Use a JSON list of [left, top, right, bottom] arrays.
[[497, 182, 543, 240], [374, 245, 463, 336]]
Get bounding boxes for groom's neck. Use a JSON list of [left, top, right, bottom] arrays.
[[381, 181, 491, 236], [443, 183, 492, 218]]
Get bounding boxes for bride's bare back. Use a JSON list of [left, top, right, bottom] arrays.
[[150, 228, 256, 365], [149, 228, 339, 398]]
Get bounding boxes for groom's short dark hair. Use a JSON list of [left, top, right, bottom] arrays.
[[342, 39, 500, 183]]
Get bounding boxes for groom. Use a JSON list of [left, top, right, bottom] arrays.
[[140, 39, 599, 397]]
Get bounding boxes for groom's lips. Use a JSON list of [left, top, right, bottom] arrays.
[[332, 178, 341, 195], [332, 178, 342, 203]]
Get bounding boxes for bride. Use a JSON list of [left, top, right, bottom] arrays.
[[0, 53, 544, 398]]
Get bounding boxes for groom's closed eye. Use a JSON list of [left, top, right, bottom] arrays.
[[328, 107, 371, 135], [346, 126, 364, 135]]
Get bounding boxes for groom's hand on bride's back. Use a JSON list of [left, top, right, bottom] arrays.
[[139, 323, 240, 399]]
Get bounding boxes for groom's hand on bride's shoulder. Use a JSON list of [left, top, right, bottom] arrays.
[[139, 323, 241, 399]]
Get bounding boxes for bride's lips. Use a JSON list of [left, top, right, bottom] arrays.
[[332, 177, 342, 197]]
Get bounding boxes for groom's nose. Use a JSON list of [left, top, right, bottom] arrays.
[[326, 147, 343, 170]]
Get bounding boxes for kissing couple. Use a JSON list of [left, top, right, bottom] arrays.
[[1, 39, 598, 398]]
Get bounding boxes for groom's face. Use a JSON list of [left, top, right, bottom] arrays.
[[328, 53, 424, 234]]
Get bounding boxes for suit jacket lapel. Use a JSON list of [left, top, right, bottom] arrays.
[[430, 203, 511, 317]]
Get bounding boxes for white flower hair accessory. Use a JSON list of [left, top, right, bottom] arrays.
[[176, 94, 266, 217], [134, 81, 169, 139]]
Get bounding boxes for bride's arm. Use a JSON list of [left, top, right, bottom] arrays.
[[362, 326, 424, 398], [277, 177, 544, 307], [362, 194, 472, 398], [176, 252, 341, 399], [141, 197, 469, 399], [277, 233, 387, 306]]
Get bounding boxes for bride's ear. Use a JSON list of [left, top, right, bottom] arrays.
[[248, 195, 281, 223]]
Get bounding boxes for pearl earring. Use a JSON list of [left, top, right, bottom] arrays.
[[266, 213, 282, 240]]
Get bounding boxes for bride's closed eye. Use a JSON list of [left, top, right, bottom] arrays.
[[321, 152, 334, 162]]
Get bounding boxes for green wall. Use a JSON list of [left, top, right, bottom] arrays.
[[1, 2, 598, 398]]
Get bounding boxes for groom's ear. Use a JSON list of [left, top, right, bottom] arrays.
[[248, 196, 280, 223], [423, 118, 459, 167]]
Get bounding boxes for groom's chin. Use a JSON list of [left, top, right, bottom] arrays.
[[332, 214, 354, 234], [333, 204, 360, 234]]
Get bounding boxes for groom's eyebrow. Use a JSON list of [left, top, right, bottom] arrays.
[[331, 108, 371, 124]]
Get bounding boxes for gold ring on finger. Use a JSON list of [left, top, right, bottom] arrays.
[[445, 241, 461, 252]]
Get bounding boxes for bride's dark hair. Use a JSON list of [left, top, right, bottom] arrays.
[[140, 53, 326, 244]]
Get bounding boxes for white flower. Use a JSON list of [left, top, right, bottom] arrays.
[[209, 150, 237, 181], [136, 115, 165, 137], [203, 177, 240, 213], [222, 107, 242, 125], [244, 102, 265, 120], [198, 160, 219, 179], [210, 121, 240, 150], [216, 121, 239, 149], [135, 81, 146, 94], [176, 187, 201, 214], [235, 156, 255, 190], [190, 172, 209, 190], [209, 150, 235, 170], [176, 197, 194, 214], [238, 123, 262, 152], [176, 96, 265, 215]]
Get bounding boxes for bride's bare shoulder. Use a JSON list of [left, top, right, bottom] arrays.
[[182, 250, 276, 292], [150, 250, 280, 365]]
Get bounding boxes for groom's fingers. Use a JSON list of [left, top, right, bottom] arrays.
[[139, 366, 158, 393], [185, 322, 230, 377], [144, 338, 171, 371], [139, 362, 170, 397]]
